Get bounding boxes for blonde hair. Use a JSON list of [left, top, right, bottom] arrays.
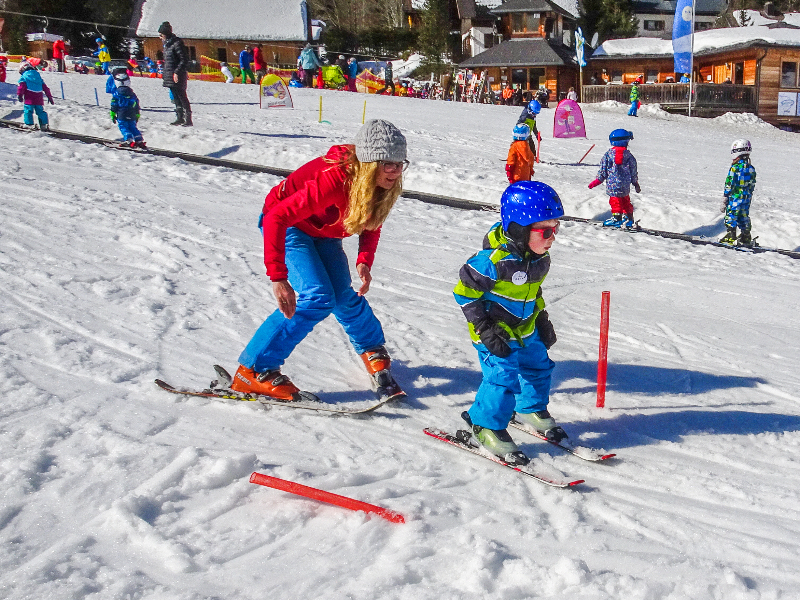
[[330, 148, 403, 235]]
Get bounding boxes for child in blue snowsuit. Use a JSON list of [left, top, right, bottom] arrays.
[[17, 62, 53, 130], [107, 68, 145, 148], [453, 181, 564, 466], [720, 139, 757, 246]]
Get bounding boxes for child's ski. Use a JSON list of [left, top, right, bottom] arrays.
[[155, 365, 405, 416], [423, 428, 584, 488], [508, 419, 616, 462]]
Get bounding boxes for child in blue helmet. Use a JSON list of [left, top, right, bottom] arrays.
[[589, 129, 640, 229], [453, 181, 564, 465], [107, 68, 146, 149], [517, 98, 541, 158]]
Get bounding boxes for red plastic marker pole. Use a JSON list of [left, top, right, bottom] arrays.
[[578, 144, 595, 164], [536, 131, 542, 163], [596, 291, 611, 408], [249, 472, 405, 523]]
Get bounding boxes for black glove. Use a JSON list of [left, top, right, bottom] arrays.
[[48, 98, 54, 105], [17, 95, 23, 103], [633, 182, 641, 194], [475, 318, 512, 358], [535, 310, 557, 349]]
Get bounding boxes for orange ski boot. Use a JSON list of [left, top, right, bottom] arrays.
[[359, 346, 405, 400], [229, 365, 301, 401]]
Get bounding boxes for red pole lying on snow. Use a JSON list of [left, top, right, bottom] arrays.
[[249, 472, 405, 523], [596, 291, 611, 408]]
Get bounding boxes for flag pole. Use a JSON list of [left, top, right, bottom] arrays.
[[688, 0, 695, 117]]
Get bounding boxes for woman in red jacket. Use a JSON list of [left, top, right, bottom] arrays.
[[231, 119, 408, 401]]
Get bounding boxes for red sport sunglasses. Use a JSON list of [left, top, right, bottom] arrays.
[[530, 221, 560, 239]]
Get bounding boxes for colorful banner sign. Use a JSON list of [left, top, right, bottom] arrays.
[[553, 99, 586, 138], [260, 74, 293, 108]]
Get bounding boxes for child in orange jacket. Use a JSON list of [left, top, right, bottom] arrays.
[[506, 123, 535, 183]]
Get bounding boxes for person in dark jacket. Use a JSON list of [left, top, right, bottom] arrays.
[[376, 61, 395, 95], [158, 21, 193, 127]]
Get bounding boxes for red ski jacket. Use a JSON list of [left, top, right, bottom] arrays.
[[261, 144, 381, 281]]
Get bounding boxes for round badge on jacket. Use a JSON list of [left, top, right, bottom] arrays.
[[512, 271, 528, 285]]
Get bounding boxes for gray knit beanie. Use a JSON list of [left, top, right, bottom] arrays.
[[354, 119, 407, 163]]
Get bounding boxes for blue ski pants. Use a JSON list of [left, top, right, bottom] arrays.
[[23, 104, 48, 127], [468, 329, 555, 431], [117, 119, 143, 142], [239, 227, 385, 373], [628, 100, 638, 117], [724, 203, 751, 232]]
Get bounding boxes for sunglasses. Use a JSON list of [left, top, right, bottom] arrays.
[[530, 222, 560, 239], [378, 160, 410, 173]]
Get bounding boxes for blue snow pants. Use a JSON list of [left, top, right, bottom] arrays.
[[23, 104, 48, 127], [238, 227, 386, 373], [468, 329, 555, 431], [628, 100, 638, 117], [724, 202, 751, 232], [117, 119, 143, 142]]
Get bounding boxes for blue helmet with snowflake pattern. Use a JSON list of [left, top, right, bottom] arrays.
[[512, 123, 531, 141], [501, 181, 564, 230]]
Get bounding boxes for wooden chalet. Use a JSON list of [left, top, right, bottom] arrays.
[[585, 23, 800, 129], [132, 0, 311, 67], [459, 0, 579, 98]]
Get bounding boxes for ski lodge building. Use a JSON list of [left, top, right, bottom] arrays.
[[458, 0, 580, 99], [585, 22, 800, 129], [131, 0, 314, 67]]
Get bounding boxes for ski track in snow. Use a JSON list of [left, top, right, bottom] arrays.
[[1, 71, 800, 599]]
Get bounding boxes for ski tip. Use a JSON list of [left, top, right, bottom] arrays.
[[154, 379, 174, 390], [599, 453, 617, 461], [567, 479, 585, 487]]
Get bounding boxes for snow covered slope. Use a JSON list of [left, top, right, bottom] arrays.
[[1, 72, 800, 600]]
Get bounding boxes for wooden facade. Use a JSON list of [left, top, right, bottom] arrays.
[[141, 37, 305, 69], [588, 44, 800, 128]]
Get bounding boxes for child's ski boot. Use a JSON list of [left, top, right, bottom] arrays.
[[603, 213, 623, 228], [229, 365, 302, 401], [719, 227, 737, 245], [514, 410, 569, 443], [737, 230, 754, 247], [622, 213, 636, 230], [360, 346, 405, 400], [460, 412, 529, 466]]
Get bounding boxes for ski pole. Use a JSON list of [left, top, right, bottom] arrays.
[[319, 95, 322, 122], [250, 472, 405, 523], [596, 291, 610, 408], [94, 88, 99, 106], [578, 144, 595, 164], [536, 131, 541, 163], [60, 81, 65, 100], [362, 99, 366, 124]]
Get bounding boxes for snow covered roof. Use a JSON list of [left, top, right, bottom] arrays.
[[736, 9, 800, 28], [135, 0, 308, 41], [591, 23, 800, 58], [490, 0, 578, 19], [632, 0, 727, 16]]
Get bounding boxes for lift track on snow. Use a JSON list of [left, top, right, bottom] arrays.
[[2, 119, 798, 260]]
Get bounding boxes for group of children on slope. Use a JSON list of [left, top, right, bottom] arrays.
[[477, 117, 758, 464]]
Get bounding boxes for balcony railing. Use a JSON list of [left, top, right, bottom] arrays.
[[581, 83, 757, 113]]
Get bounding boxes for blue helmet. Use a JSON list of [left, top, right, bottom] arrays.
[[501, 181, 564, 231], [609, 129, 634, 147], [512, 123, 531, 141], [527, 99, 542, 115]]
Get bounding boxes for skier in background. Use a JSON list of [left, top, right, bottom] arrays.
[[719, 139, 757, 246], [220, 62, 234, 84], [347, 57, 358, 92], [517, 98, 540, 158], [628, 78, 641, 116], [298, 43, 322, 88], [239, 45, 256, 84], [0, 56, 7, 83], [93, 38, 111, 74], [228, 120, 408, 402], [17, 61, 53, 130], [376, 61, 395, 95], [253, 44, 267, 84], [453, 181, 563, 465], [588, 129, 640, 229], [158, 21, 192, 127], [506, 123, 535, 183], [107, 67, 146, 149]]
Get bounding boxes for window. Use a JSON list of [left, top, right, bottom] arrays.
[[217, 48, 227, 62], [643, 20, 665, 31], [529, 67, 545, 89], [187, 45, 197, 60], [512, 12, 539, 33], [734, 62, 744, 85], [611, 70, 622, 82], [511, 69, 527, 86], [781, 61, 798, 88], [695, 21, 713, 31], [646, 69, 658, 83]]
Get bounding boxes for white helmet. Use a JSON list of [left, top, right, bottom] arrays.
[[731, 139, 751, 157]]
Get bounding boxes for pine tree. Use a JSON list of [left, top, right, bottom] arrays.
[[418, 0, 451, 74]]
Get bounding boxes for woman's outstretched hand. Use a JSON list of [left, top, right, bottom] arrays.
[[357, 263, 372, 296], [273, 279, 296, 318]]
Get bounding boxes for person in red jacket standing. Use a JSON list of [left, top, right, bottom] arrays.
[[230, 119, 408, 401], [252, 43, 267, 84], [52, 38, 66, 73]]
